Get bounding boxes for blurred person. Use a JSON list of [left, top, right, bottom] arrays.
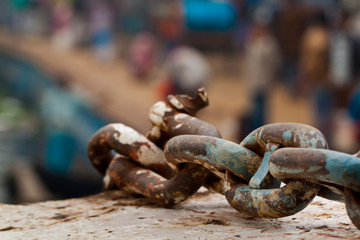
[[274, 0, 306, 94], [151, 0, 184, 52], [40, 74, 81, 175], [118, 0, 150, 34], [349, 86, 360, 149], [329, 11, 357, 151], [88, 0, 116, 62], [348, 9, 360, 80], [128, 31, 157, 80], [71, 0, 88, 47], [6, 0, 31, 33], [51, 0, 75, 50], [20, 1, 49, 36], [299, 11, 330, 93], [340, 0, 360, 14], [0, 95, 40, 203], [329, 11, 353, 108], [238, 13, 281, 141], [158, 45, 210, 99], [299, 10, 333, 144]]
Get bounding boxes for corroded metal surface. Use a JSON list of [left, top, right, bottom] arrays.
[[269, 148, 360, 227], [164, 135, 262, 181], [146, 88, 218, 146], [88, 89, 360, 230], [167, 123, 327, 218], [89, 89, 221, 206], [107, 156, 210, 206], [345, 188, 360, 230], [269, 148, 360, 194], [88, 123, 176, 178], [225, 174, 320, 218], [240, 123, 329, 153], [218, 123, 327, 218]]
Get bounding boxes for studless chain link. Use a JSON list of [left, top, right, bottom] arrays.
[[88, 89, 360, 230]]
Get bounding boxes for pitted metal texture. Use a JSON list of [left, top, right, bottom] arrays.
[[88, 88, 360, 230], [88, 88, 221, 206]]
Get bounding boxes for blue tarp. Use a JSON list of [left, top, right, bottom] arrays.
[[183, 0, 237, 31]]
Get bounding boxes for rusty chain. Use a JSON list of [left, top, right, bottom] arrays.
[[88, 89, 360, 230], [88, 88, 223, 206]]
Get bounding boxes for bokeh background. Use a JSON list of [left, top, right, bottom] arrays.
[[0, 0, 360, 203]]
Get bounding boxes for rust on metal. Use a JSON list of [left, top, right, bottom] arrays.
[[87, 123, 176, 178], [87, 89, 360, 230], [89, 88, 222, 205], [225, 172, 320, 218], [222, 123, 328, 218], [240, 123, 329, 155], [146, 88, 217, 146], [269, 148, 360, 226], [164, 135, 261, 182], [248, 143, 280, 189], [344, 188, 360, 230], [269, 148, 360, 194], [107, 156, 211, 206]]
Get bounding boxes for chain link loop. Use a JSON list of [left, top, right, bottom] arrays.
[[88, 88, 221, 205]]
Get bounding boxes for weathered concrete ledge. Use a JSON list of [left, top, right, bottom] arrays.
[[0, 190, 358, 239]]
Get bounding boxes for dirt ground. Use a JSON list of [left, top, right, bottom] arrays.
[[0, 30, 314, 141]]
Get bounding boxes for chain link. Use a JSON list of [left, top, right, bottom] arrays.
[[88, 89, 360, 230], [88, 88, 222, 205]]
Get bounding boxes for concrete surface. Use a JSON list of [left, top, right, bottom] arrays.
[[0, 190, 358, 240]]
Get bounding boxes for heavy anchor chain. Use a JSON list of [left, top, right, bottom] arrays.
[[88, 88, 223, 206], [88, 89, 360, 230], [167, 123, 328, 218], [167, 124, 360, 229]]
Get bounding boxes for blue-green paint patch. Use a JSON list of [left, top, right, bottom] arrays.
[[282, 130, 292, 142], [323, 150, 360, 191], [270, 145, 278, 151], [249, 151, 272, 189]]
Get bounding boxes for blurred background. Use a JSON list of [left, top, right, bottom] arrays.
[[0, 0, 360, 204]]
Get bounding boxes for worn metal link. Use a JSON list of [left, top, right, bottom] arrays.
[[88, 88, 222, 206], [169, 123, 329, 218], [269, 148, 360, 228], [88, 89, 360, 230]]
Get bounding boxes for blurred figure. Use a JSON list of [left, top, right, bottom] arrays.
[[329, 12, 356, 151], [71, 0, 88, 47], [88, 0, 115, 62], [349, 8, 360, 80], [330, 11, 353, 108], [51, 0, 75, 50], [299, 10, 333, 143], [128, 31, 157, 80], [238, 14, 281, 140], [349, 86, 360, 149], [330, 12, 352, 82], [0, 95, 40, 203], [151, 0, 184, 52], [274, 0, 306, 94], [299, 11, 330, 94], [6, 0, 31, 33], [158, 46, 210, 99], [40, 74, 80, 175]]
